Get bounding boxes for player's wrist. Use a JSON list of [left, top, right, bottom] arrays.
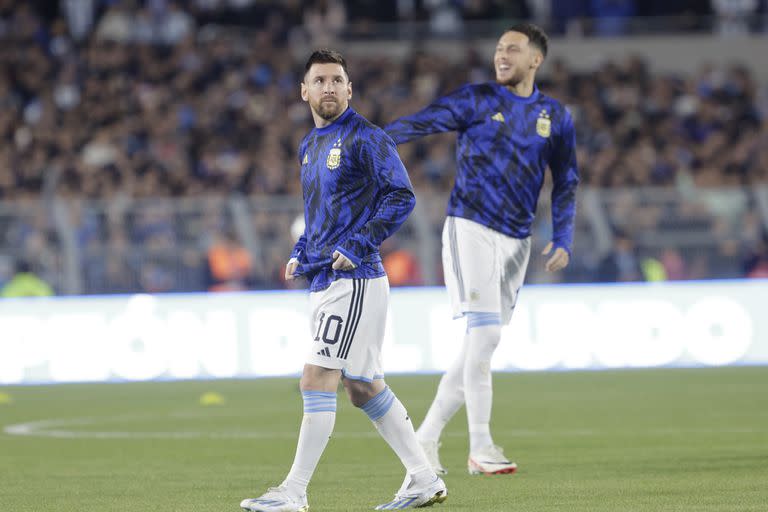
[[551, 241, 572, 257]]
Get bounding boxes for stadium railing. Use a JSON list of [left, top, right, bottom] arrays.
[[2, 185, 767, 295]]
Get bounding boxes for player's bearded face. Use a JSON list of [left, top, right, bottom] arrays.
[[494, 31, 537, 86], [495, 63, 527, 87], [313, 96, 342, 119], [303, 63, 351, 121]]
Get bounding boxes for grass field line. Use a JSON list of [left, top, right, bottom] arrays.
[[3, 415, 764, 440]]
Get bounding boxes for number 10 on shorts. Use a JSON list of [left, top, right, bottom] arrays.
[[314, 312, 344, 345]]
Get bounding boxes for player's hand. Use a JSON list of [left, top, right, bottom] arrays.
[[285, 259, 299, 280], [542, 242, 569, 272], [332, 250, 356, 271]]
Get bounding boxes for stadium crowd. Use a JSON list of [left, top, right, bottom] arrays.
[[0, 0, 767, 294]]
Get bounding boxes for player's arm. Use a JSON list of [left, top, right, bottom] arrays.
[[383, 85, 473, 144], [288, 140, 309, 279], [543, 109, 580, 272], [286, 232, 307, 279], [334, 134, 416, 269]]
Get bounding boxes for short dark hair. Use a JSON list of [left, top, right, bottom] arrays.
[[507, 23, 548, 58], [304, 49, 349, 81]]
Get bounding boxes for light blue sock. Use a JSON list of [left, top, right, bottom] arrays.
[[362, 387, 434, 482], [283, 391, 337, 496]]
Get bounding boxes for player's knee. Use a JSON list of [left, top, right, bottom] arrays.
[[441, 365, 464, 388], [347, 387, 377, 408], [347, 390, 370, 408], [467, 323, 501, 353], [464, 358, 493, 381], [464, 324, 500, 380], [299, 364, 340, 392], [298, 375, 316, 392], [344, 379, 382, 407]]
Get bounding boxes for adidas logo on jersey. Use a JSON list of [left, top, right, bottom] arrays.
[[491, 112, 505, 123], [317, 347, 331, 357]]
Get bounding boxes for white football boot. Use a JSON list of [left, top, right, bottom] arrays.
[[374, 474, 447, 510], [240, 485, 309, 512], [419, 440, 448, 475], [467, 445, 518, 475]]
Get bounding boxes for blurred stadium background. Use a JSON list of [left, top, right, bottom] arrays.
[[0, 0, 767, 295], [1, 2, 767, 511]]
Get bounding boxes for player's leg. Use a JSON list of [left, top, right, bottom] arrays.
[[282, 364, 341, 497], [344, 378, 447, 509], [340, 276, 446, 509], [465, 234, 530, 476], [415, 339, 467, 474], [414, 217, 472, 471], [442, 218, 509, 472], [242, 281, 352, 512], [240, 364, 340, 512], [464, 316, 510, 475]]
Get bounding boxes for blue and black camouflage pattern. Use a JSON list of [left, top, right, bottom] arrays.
[[290, 107, 416, 292], [385, 82, 579, 253]]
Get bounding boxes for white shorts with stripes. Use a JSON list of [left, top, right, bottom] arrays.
[[443, 216, 531, 325], [305, 276, 389, 382]]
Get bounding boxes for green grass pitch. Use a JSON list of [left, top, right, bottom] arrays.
[[1, 367, 767, 511]]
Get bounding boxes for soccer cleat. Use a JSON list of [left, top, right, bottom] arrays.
[[240, 486, 309, 512], [374, 474, 447, 510], [467, 445, 518, 475], [419, 440, 448, 475]]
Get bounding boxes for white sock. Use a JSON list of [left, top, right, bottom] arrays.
[[283, 391, 336, 497], [362, 386, 436, 484], [464, 313, 501, 454], [416, 337, 468, 443]]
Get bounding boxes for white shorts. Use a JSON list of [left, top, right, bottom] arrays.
[[442, 216, 531, 325], [305, 276, 389, 382]]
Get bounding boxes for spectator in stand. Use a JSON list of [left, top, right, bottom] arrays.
[[1, 260, 54, 297], [206, 230, 253, 291], [303, 0, 346, 45], [0, 1, 765, 293], [382, 239, 423, 287], [590, 0, 636, 36], [744, 234, 768, 278], [596, 230, 644, 282]]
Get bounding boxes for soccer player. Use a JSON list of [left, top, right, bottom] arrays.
[[240, 50, 447, 512], [384, 23, 579, 475]]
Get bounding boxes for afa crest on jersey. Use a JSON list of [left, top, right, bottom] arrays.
[[327, 138, 343, 170], [536, 110, 551, 138]]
